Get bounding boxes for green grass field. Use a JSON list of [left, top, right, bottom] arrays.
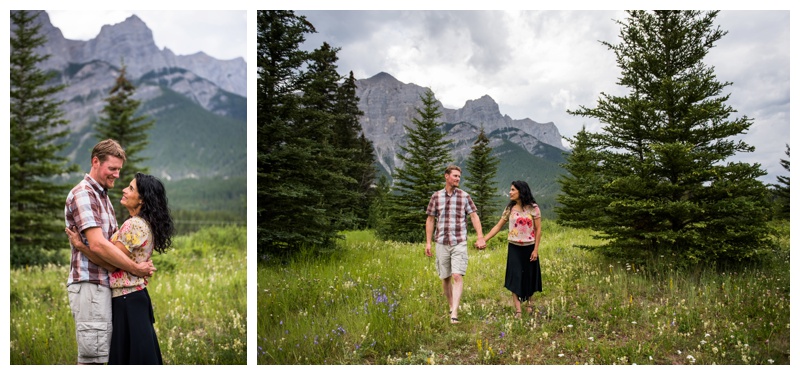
[[10, 225, 247, 365], [258, 221, 790, 365]]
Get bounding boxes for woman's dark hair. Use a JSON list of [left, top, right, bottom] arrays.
[[506, 180, 537, 211], [133, 172, 174, 253]]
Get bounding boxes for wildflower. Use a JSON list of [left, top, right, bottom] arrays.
[[589, 337, 594, 342], [499, 332, 506, 339], [333, 325, 346, 335], [768, 359, 774, 364], [558, 353, 564, 357], [687, 355, 695, 364]]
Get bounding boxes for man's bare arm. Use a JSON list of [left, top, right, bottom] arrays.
[[470, 212, 486, 249], [425, 215, 435, 257], [83, 227, 154, 277], [66, 226, 117, 271]]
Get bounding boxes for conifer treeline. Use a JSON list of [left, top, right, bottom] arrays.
[[257, 11, 376, 256]]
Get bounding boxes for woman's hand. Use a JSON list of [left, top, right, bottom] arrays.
[[65, 226, 85, 250], [530, 249, 538, 262]]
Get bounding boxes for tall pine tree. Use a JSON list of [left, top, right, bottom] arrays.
[[464, 126, 500, 230], [258, 10, 319, 255], [10, 10, 79, 266], [377, 88, 452, 242], [336, 71, 376, 229], [555, 126, 610, 229], [564, 10, 772, 265], [95, 63, 154, 223], [298, 42, 359, 234]]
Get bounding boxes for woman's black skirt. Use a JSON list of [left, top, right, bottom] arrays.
[[504, 242, 543, 302], [109, 288, 163, 365]]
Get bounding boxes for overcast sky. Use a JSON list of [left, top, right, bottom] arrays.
[[46, 10, 247, 62], [295, 10, 790, 184]]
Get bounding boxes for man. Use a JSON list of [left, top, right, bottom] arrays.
[[425, 165, 486, 324], [64, 139, 155, 364]]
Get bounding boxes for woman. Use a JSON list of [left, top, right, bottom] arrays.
[[69, 172, 174, 364], [483, 181, 542, 318]]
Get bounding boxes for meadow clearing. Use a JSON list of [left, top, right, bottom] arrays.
[[258, 220, 789, 365], [10, 225, 247, 365]]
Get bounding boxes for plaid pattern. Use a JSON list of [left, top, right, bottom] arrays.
[[426, 188, 477, 246], [65, 174, 118, 287]]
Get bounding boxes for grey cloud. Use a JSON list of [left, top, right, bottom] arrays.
[[289, 10, 789, 184]]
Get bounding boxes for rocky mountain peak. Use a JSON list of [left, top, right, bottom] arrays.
[[456, 95, 502, 126], [97, 14, 152, 40], [24, 11, 246, 98], [363, 71, 402, 85], [355, 72, 567, 176]]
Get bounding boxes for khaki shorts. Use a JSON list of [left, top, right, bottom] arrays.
[[435, 242, 468, 279], [67, 282, 112, 364]]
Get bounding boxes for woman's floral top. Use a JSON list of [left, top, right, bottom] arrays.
[[500, 204, 541, 246], [109, 216, 153, 298]]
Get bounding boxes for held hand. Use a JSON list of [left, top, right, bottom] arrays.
[[475, 238, 486, 250], [65, 226, 83, 248], [131, 259, 156, 278], [425, 243, 432, 257]]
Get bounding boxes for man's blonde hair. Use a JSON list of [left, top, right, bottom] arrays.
[[445, 165, 461, 175], [91, 139, 127, 164]]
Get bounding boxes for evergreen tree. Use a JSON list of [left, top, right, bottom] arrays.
[[337, 72, 376, 229], [464, 126, 500, 229], [555, 126, 611, 229], [770, 144, 789, 219], [378, 88, 452, 242], [564, 10, 771, 265], [95, 63, 154, 223], [298, 42, 359, 234], [10, 10, 79, 266], [257, 10, 318, 255]]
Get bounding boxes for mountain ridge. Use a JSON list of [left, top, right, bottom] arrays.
[[16, 10, 247, 181], [355, 72, 569, 216]]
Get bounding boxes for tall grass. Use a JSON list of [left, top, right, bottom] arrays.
[[257, 221, 789, 365], [10, 225, 247, 365]]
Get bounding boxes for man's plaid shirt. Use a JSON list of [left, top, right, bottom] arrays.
[[426, 188, 477, 246], [65, 174, 118, 287]]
